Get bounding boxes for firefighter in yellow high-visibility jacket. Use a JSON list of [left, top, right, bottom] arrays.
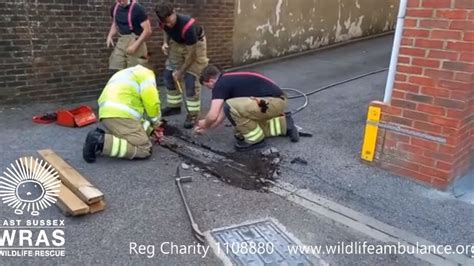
[[83, 65, 163, 163]]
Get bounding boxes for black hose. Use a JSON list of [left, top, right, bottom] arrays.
[[282, 68, 388, 115], [281, 88, 308, 115]]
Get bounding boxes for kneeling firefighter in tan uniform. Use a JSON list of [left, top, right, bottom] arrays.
[[194, 65, 300, 152], [107, 0, 152, 72], [83, 65, 163, 163], [154, 1, 209, 128]]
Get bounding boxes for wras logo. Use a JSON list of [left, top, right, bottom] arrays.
[[0, 157, 60, 216], [0, 157, 65, 257], [0, 220, 65, 246]]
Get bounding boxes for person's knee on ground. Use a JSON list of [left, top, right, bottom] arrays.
[[130, 143, 153, 160], [102, 133, 152, 160]]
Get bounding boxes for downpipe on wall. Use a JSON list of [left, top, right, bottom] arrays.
[[383, 0, 408, 103]]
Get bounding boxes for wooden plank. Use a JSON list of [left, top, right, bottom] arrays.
[[57, 183, 90, 216], [21, 157, 89, 216], [89, 200, 106, 214], [38, 149, 104, 204]]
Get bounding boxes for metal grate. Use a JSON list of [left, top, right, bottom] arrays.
[[210, 219, 314, 266]]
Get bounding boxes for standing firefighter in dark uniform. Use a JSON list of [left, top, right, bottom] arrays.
[[155, 1, 209, 128], [107, 0, 152, 71], [194, 65, 300, 151]]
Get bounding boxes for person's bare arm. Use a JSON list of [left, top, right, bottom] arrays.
[[209, 109, 226, 129], [127, 19, 152, 54], [162, 31, 170, 55], [194, 99, 224, 134], [107, 22, 118, 47], [203, 99, 224, 128]]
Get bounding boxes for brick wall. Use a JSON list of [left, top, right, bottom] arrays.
[[369, 0, 473, 189], [0, 0, 234, 105]]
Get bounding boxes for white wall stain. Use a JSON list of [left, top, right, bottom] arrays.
[[288, 45, 299, 52], [305, 36, 314, 47], [304, 34, 330, 50], [335, 0, 365, 42], [276, 0, 283, 25], [321, 35, 330, 46], [256, 19, 274, 35], [335, 0, 343, 41], [336, 12, 365, 42], [348, 16, 364, 36], [344, 14, 352, 29], [383, 20, 390, 31], [250, 41, 264, 59], [236, 0, 396, 63]]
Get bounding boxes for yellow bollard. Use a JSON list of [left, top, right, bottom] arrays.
[[361, 106, 381, 162]]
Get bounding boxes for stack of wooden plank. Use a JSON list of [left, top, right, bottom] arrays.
[[23, 149, 106, 216]]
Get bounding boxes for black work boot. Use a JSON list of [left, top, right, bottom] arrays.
[[234, 139, 266, 152], [285, 113, 300, 143], [234, 133, 244, 141], [183, 114, 197, 129], [161, 107, 181, 117], [83, 128, 105, 163]]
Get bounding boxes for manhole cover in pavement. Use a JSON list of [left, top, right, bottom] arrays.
[[209, 219, 315, 265]]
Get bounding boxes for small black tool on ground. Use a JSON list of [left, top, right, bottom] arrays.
[[290, 157, 308, 165], [175, 164, 206, 243]]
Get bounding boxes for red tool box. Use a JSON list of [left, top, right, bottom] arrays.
[[33, 105, 97, 127], [56, 105, 97, 127]]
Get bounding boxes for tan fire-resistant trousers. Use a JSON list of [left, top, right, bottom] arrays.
[[165, 38, 209, 115], [109, 34, 148, 70], [225, 97, 288, 144], [101, 118, 152, 159]]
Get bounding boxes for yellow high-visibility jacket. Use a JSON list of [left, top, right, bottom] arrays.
[[98, 65, 161, 125]]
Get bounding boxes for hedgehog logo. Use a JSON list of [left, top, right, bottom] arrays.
[[0, 157, 60, 216]]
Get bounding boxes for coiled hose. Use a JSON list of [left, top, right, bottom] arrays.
[[282, 68, 389, 115]]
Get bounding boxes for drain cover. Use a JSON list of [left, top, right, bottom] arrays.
[[210, 219, 314, 265]]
